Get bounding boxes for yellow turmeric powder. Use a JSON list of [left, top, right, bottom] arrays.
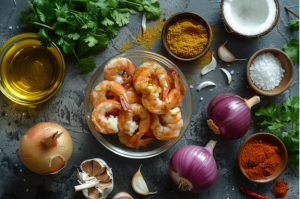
[[167, 18, 208, 58]]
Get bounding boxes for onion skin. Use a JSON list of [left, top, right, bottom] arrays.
[[169, 141, 217, 193], [207, 94, 259, 140], [19, 122, 73, 174]]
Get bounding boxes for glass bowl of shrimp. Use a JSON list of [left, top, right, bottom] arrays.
[[84, 51, 193, 159]]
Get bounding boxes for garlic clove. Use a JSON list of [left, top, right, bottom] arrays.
[[96, 170, 111, 182], [81, 160, 93, 176], [88, 187, 102, 199], [218, 40, 246, 62], [92, 160, 106, 176], [201, 54, 217, 75], [112, 192, 133, 199], [196, 81, 217, 91], [219, 68, 232, 84], [142, 12, 146, 34], [132, 165, 156, 195], [96, 180, 113, 190]]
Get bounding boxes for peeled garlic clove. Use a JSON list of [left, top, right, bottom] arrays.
[[76, 158, 114, 199], [201, 54, 217, 75], [132, 165, 156, 195], [142, 12, 146, 34], [218, 40, 246, 62], [219, 68, 232, 84], [197, 81, 217, 91], [112, 192, 133, 199]]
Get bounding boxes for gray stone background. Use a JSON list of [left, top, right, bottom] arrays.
[[0, 0, 299, 198]]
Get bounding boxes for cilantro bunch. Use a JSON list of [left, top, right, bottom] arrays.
[[255, 95, 299, 171], [20, 0, 161, 73], [284, 19, 299, 64]]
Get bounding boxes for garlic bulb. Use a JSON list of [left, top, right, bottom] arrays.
[[218, 41, 246, 62], [75, 158, 113, 199], [132, 165, 156, 195], [201, 54, 217, 75], [112, 192, 133, 199]]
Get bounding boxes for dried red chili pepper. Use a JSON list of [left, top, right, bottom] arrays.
[[240, 187, 270, 199]]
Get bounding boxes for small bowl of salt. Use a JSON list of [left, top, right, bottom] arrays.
[[246, 48, 294, 96]]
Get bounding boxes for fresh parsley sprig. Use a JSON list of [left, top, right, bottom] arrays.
[[284, 18, 299, 64], [20, 0, 161, 73], [255, 95, 299, 171]]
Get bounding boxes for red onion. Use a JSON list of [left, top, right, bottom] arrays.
[[207, 94, 260, 140], [169, 140, 217, 193]]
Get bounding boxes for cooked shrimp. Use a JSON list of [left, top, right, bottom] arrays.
[[118, 104, 151, 137], [142, 73, 181, 114], [150, 108, 183, 141], [127, 88, 142, 105], [91, 80, 133, 112], [92, 100, 122, 134], [143, 129, 155, 138], [168, 67, 185, 108], [104, 57, 136, 84], [118, 131, 156, 149], [133, 61, 171, 97]]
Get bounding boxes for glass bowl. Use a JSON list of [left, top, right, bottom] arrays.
[[84, 51, 193, 159], [0, 33, 65, 106]]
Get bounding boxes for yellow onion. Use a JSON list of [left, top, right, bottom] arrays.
[[19, 122, 73, 174]]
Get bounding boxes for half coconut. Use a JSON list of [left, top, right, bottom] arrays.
[[221, 0, 279, 39]]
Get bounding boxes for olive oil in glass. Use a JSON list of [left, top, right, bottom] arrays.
[[0, 37, 64, 103]]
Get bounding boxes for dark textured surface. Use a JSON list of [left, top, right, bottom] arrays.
[[0, 0, 299, 198]]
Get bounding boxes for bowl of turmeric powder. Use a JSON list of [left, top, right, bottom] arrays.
[[238, 133, 288, 183], [162, 12, 212, 61]]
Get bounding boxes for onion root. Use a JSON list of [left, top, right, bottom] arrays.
[[207, 119, 220, 135]]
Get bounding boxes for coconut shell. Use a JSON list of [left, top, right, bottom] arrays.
[[220, 0, 280, 39]]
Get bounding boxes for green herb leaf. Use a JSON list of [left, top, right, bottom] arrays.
[[290, 19, 299, 31], [283, 38, 299, 64], [91, 33, 109, 53], [101, 17, 115, 26], [84, 35, 99, 47], [20, 10, 31, 23], [37, 28, 51, 48], [35, 0, 56, 22], [53, 22, 68, 36], [142, 0, 161, 19], [111, 10, 130, 26], [75, 56, 96, 74], [105, 24, 120, 37]]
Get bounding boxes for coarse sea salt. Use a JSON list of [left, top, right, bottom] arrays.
[[250, 53, 284, 91]]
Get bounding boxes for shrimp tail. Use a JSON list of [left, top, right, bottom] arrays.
[[162, 88, 170, 102], [120, 95, 133, 112], [129, 131, 145, 143]]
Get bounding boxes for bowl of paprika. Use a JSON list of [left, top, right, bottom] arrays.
[[161, 12, 212, 61], [237, 133, 288, 183]]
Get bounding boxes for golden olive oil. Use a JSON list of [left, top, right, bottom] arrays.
[[0, 38, 64, 102]]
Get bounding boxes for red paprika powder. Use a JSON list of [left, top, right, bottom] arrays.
[[271, 181, 289, 198], [241, 140, 281, 180]]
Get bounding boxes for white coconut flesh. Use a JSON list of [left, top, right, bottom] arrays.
[[223, 0, 277, 36]]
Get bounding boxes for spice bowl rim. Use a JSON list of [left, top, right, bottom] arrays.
[[246, 48, 294, 96], [237, 132, 288, 183], [161, 12, 213, 61], [0, 33, 65, 106]]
